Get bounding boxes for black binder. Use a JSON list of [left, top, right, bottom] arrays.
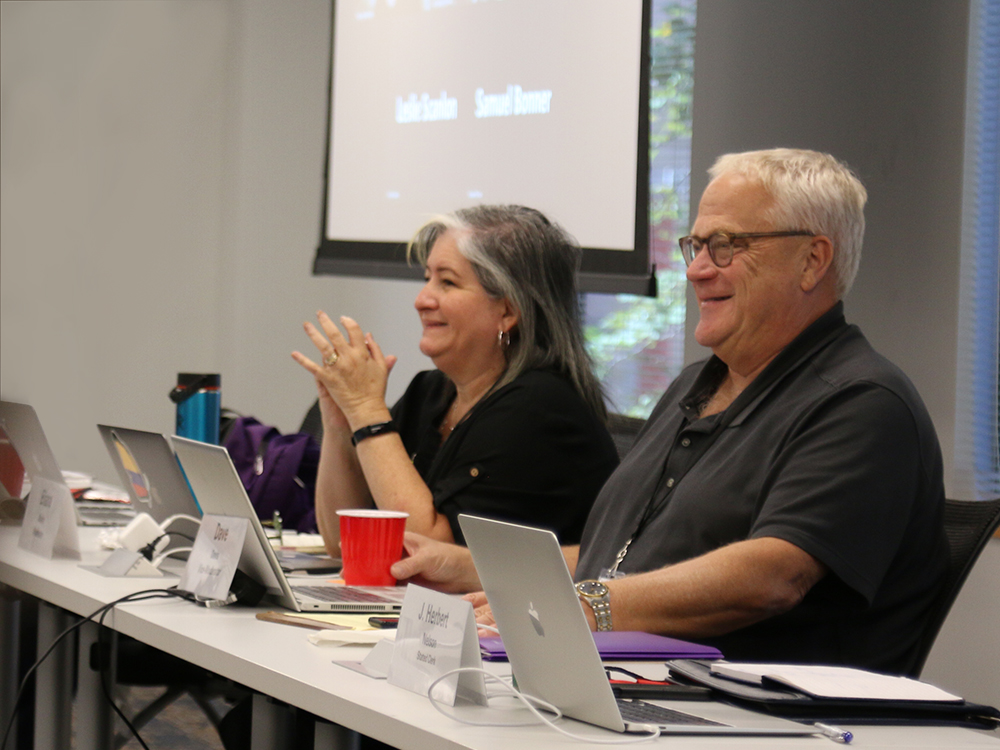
[[667, 660, 1000, 730]]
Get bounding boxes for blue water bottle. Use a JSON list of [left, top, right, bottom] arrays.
[[170, 373, 221, 444]]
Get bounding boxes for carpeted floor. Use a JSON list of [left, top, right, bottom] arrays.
[[73, 686, 228, 750]]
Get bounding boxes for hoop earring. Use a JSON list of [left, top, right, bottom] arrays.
[[498, 329, 511, 350]]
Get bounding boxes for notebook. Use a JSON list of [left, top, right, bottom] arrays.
[[458, 514, 816, 736], [479, 630, 723, 662], [97, 425, 201, 541], [171, 436, 405, 613]]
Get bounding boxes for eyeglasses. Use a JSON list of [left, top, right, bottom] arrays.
[[678, 231, 816, 268]]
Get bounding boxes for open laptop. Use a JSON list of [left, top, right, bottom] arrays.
[[97, 425, 201, 542], [459, 514, 817, 737], [171, 436, 405, 613], [0, 400, 134, 527]]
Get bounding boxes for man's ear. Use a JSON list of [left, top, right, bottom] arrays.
[[801, 235, 834, 293]]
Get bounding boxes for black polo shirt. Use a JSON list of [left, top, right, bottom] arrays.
[[576, 303, 948, 675]]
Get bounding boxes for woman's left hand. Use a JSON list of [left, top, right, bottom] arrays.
[[292, 312, 396, 430]]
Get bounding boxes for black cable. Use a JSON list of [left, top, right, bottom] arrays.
[[0, 587, 196, 750], [138, 531, 198, 560]]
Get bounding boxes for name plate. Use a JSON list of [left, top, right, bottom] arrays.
[[18, 475, 80, 559], [387, 585, 487, 706], [178, 514, 247, 601]]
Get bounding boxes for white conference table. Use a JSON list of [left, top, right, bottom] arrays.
[[1, 525, 999, 750]]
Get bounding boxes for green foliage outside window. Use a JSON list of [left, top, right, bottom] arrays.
[[584, 1, 696, 417]]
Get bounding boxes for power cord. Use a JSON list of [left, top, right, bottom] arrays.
[[426, 667, 661, 744], [151, 546, 194, 568], [0, 587, 197, 750]]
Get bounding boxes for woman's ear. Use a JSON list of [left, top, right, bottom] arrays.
[[501, 298, 520, 333]]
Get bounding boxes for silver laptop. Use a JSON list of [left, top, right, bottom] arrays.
[[0, 401, 134, 527], [459, 514, 817, 736], [171, 436, 405, 613], [98, 425, 201, 543]]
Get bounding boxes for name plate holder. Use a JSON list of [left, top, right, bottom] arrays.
[[178, 514, 247, 602], [382, 585, 487, 707], [18, 476, 80, 560]]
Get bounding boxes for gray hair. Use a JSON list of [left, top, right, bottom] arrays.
[[709, 148, 867, 298], [408, 205, 607, 421]]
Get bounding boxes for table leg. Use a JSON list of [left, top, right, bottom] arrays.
[[250, 693, 295, 750], [313, 719, 360, 750], [34, 602, 73, 750], [75, 619, 113, 750], [0, 586, 24, 749]]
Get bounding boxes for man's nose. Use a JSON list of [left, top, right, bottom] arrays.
[[685, 245, 717, 282]]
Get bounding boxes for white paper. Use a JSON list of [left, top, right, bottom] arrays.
[[309, 630, 396, 646], [18, 475, 80, 559], [387, 585, 487, 706], [709, 662, 963, 702], [178, 515, 247, 601]]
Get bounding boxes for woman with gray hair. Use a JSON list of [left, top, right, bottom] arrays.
[[293, 205, 618, 551]]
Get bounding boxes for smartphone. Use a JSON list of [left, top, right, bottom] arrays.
[[368, 616, 400, 629]]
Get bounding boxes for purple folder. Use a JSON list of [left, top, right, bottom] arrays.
[[479, 630, 723, 662]]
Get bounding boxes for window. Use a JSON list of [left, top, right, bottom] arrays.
[[584, 0, 696, 417], [954, 0, 1000, 499]]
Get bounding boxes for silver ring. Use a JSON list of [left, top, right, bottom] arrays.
[[323, 350, 339, 367]]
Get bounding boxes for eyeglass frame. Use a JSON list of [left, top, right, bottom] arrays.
[[678, 230, 817, 268]]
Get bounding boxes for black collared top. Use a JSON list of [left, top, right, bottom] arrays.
[[391, 368, 618, 545], [576, 303, 948, 675]]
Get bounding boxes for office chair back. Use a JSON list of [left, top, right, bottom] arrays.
[[299, 399, 323, 443], [912, 497, 1000, 677], [607, 413, 646, 461]]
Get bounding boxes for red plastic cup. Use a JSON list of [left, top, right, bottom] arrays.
[[337, 509, 409, 586]]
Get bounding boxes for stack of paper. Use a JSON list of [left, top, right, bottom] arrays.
[[709, 662, 963, 702]]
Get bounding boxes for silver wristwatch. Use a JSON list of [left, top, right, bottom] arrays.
[[575, 580, 613, 631]]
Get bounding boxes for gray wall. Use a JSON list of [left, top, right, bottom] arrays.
[[1, 0, 996, 708], [687, 0, 969, 496], [1, 0, 428, 488]]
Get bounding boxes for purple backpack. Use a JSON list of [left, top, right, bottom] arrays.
[[222, 416, 320, 532]]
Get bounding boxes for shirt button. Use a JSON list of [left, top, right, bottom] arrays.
[[681, 437, 691, 447], [470, 467, 480, 477], [666, 477, 675, 488]]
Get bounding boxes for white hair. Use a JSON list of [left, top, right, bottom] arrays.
[[709, 148, 868, 298]]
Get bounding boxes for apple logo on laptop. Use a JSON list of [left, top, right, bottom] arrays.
[[528, 602, 545, 637]]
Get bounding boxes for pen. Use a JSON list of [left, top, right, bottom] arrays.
[[814, 722, 853, 744]]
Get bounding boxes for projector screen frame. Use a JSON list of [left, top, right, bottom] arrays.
[[313, 0, 654, 297]]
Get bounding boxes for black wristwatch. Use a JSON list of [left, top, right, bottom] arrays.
[[575, 579, 613, 631], [351, 420, 396, 446]]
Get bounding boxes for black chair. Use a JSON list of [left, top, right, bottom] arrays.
[[607, 412, 646, 461], [299, 399, 323, 443], [911, 497, 1000, 677]]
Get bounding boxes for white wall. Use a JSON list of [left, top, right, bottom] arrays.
[[0, 0, 428, 485], [1, 0, 996, 709], [2, 1, 232, 481], [923, 538, 1000, 711]]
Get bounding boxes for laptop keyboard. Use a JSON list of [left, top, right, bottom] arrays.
[[294, 585, 395, 603], [616, 699, 728, 727]]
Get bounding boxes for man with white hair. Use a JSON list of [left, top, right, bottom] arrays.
[[392, 148, 947, 675]]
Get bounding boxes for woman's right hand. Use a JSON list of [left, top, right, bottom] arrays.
[[314, 374, 352, 436], [292, 311, 397, 437]]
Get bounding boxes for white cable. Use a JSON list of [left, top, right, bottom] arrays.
[[159, 514, 200, 530], [427, 667, 661, 744], [151, 546, 194, 568]]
